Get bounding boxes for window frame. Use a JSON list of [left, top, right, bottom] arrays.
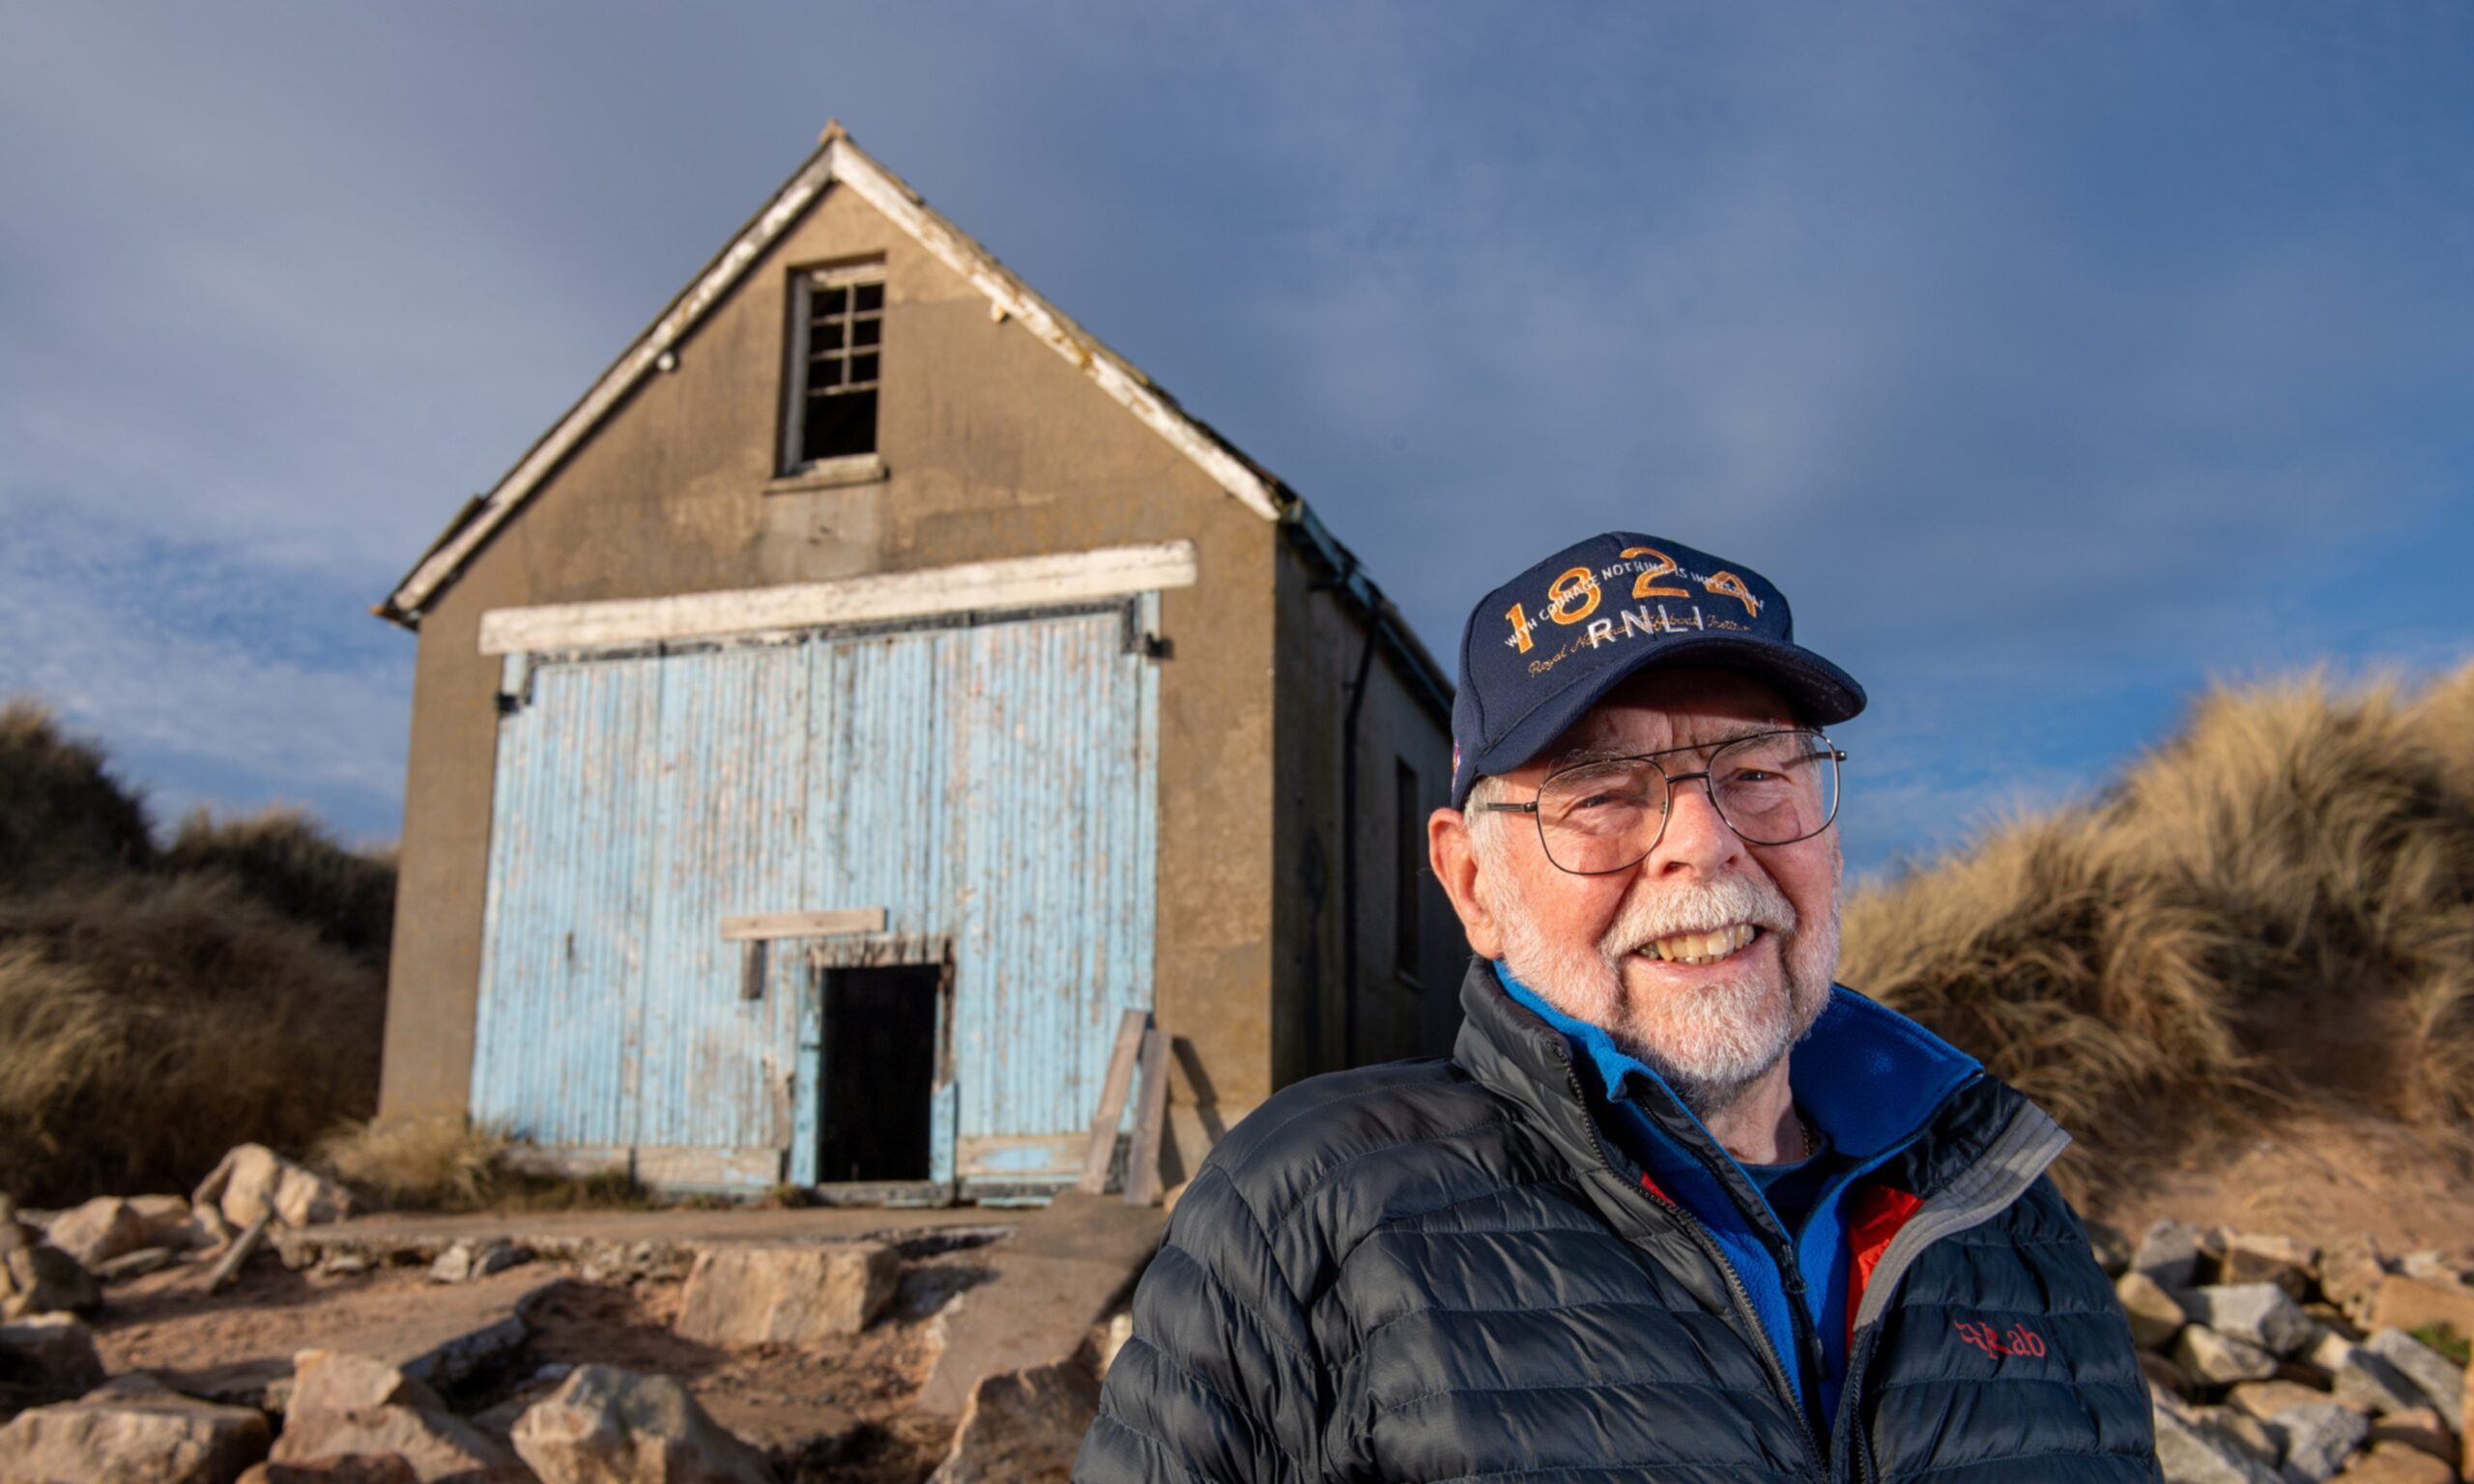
[[779, 261, 887, 478]]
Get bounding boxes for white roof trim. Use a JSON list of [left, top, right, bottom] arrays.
[[386, 128, 1281, 621], [476, 539, 1198, 655]]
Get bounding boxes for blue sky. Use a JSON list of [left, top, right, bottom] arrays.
[[1, 3, 2468, 874]]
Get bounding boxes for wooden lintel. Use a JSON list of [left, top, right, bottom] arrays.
[[720, 908, 887, 942]]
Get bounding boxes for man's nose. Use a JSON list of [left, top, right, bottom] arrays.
[[1653, 780, 1742, 874]]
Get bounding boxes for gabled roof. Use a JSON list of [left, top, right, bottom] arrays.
[[379, 125, 1448, 711]]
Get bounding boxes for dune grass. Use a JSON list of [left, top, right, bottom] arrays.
[[0, 702, 395, 1204], [1842, 664, 2474, 1202]]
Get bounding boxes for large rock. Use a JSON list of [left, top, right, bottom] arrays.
[[2361, 1406, 2449, 1462], [2276, 1402, 2371, 1483], [2332, 1441, 2454, 1483], [2360, 1329, 2464, 1432], [2150, 1402, 2285, 1484], [2333, 1346, 2431, 1416], [2118, 1270, 2190, 1350], [44, 1197, 154, 1269], [2368, 1277, 2474, 1342], [510, 1364, 771, 1484], [0, 1373, 272, 1484], [2176, 1325, 2281, 1385], [194, 1145, 354, 1231], [931, 1360, 1101, 1484], [2220, 1234, 2317, 1299], [674, 1241, 897, 1347], [274, 1350, 520, 1484], [272, 1406, 521, 1484], [2138, 1219, 2208, 1290], [2319, 1235, 2389, 1320], [2, 1240, 100, 1318], [0, 1313, 107, 1402], [2229, 1378, 2361, 1422], [287, 1350, 449, 1417], [2185, 1283, 2322, 1357]]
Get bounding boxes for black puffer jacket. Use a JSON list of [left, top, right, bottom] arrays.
[[1078, 958, 2156, 1483]]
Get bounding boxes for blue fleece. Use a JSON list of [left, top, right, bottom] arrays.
[[1495, 963, 1980, 1428]]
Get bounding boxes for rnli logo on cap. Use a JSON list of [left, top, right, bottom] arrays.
[[1502, 544, 1762, 674]]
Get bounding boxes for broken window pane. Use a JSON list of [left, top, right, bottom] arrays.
[[853, 282, 884, 313]]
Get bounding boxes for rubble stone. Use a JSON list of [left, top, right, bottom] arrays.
[[2332, 1441, 2454, 1483], [2086, 1220, 2133, 1277], [2176, 1325, 2281, 1385], [193, 1144, 354, 1231], [510, 1363, 771, 1484], [96, 1246, 178, 1283], [2361, 1328, 2464, 1432], [2186, 1283, 2323, 1357], [2150, 1402, 2286, 1484], [2361, 1406, 2449, 1462], [2320, 1235, 2390, 1320], [126, 1194, 194, 1244], [427, 1240, 528, 1285], [2200, 1407, 2284, 1465], [674, 1241, 898, 1346], [272, 1405, 520, 1482], [2229, 1379, 2361, 1422], [2276, 1402, 2371, 1483], [2397, 1252, 2462, 1285], [2, 1240, 100, 1317], [2368, 1279, 2474, 1349], [2219, 1234, 2317, 1300], [236, 1456, 421, 1484], [2334, 1347, 2431, 1416], [288, 1350, 449, 1417], [2141, 1350, 2200, 1401], [931, 1360, 1102, 1484], [0, 1312, 107, 1401], [2118, 1270, 2191, 1350], [0, 1373, 272, 1484], [44, 1196, 153, 1269], [2138, 1219, 2207, 1290]]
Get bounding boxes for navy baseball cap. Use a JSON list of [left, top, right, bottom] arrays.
[[1449, 532, 1864, 807]]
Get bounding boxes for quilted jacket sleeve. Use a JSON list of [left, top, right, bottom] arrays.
[[1074, 1161, 1331, 1483]]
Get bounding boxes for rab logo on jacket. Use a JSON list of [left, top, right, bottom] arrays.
[[1954, 1319, 2048, 1360]]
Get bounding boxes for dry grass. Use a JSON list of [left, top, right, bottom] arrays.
[[0, 700, 153, 895], [0, 702, 401, 1204], [162, 806, 397, 965], [0, 873, 386, 1203], [316, 1113, 651, 1213], [1843, 664, 2474, 1204]]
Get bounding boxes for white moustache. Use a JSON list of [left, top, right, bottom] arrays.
[[1598, 874, 1798, 958]]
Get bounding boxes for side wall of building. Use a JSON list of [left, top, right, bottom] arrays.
[[1266, 544, 1463, 1098], [381, 181, 1281, 1166]]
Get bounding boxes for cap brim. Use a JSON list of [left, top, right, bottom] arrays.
[[1467, 635, 1865, 793]]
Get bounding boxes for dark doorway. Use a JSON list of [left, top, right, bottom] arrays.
[[819, 964, 939, 1183]]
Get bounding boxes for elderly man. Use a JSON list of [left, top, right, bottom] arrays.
[[1077, 533, 2154, 1483]]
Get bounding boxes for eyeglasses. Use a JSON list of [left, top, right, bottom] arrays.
[[1478, 728, 1846, 875]]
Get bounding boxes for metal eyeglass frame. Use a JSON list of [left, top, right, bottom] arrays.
[[1476, 728, 1848, 875]]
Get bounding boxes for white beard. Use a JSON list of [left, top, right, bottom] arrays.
[[1484, 863, 1840, 1122]]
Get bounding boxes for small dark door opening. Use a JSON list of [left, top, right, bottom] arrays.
[[818, 964, 938, 1183]]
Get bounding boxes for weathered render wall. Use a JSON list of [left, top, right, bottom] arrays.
[[1266, 545, 1461, 1097], [381, 181, 1280, 1164]]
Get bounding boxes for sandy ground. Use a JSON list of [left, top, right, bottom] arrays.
[[2084, 1099, 2474, 1258]]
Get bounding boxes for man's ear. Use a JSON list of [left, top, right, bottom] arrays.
[[1429, 808, 1505, 960]]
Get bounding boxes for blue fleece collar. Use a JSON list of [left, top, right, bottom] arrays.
[[1496, 965, 1980, 1162], [1494, 961, 1981, 1427]]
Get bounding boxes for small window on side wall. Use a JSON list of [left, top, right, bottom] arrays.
[[783, 264, 884, 472]]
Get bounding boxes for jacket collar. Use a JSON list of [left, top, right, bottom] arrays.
[[1452, 955, 1988, 1196]]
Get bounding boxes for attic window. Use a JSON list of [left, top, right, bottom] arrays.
[[784, 265, 883, 471]]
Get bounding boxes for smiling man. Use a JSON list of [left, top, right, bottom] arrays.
[[1078, 533, 2155, 1484]]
